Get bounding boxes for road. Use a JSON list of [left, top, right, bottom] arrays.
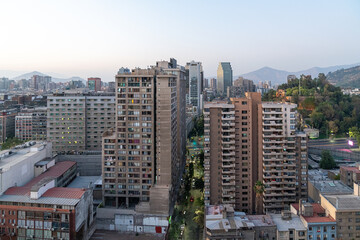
[[309, 138, 358, 149]]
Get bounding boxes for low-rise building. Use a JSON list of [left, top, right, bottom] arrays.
[[205, 205, 276, 240], [321, 189, 360, 240], [340, 165, 360, 188], [271, 211, 307, 240], [0, 141, 52, 195], [0, 161, 93, 240], [291, 202, 336, 240], [308, 179, 353, 203]]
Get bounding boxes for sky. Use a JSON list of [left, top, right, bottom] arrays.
[[0, 0, 360, 81]]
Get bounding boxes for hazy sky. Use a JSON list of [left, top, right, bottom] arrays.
[[1, 0, 360, 81]]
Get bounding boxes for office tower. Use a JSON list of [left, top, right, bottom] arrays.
[[186, 61, 203, 115], [88, 77, 102, 92], [204, 93, 261, 214], [15, 107, 47, 141], [47, 92, 115, 153], [102, 61, 185, 214], [217, 62, 233, 94], [259, 103, 308, 213], [0, 109, 17, 143]]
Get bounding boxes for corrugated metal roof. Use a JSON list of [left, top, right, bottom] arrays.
[[42, 188, 85, 199], [0, 194, 80, 206]]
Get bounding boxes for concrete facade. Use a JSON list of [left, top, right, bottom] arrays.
[[15, 107, 47, 141], [102, 61, 186, 215], [259, 102, 308, 213], [47, 93, 115, 153], [0, 141, 52, 195]]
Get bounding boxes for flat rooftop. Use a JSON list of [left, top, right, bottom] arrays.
[[0, 142, 48, 171], [324, 194, 360, 210], [310, 180, 353, 195], [271, 214, 306, 231], [67, 176, 102, 189]]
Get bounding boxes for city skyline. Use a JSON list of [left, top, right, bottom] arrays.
[[1, 0, 360, 81]]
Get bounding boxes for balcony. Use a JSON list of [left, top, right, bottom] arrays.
[[222, 175, 235, 180]]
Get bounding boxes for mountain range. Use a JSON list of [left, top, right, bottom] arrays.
[[9, 71, 84, 83], [326, 65, 360, 88], [237, 63, 360, 85]]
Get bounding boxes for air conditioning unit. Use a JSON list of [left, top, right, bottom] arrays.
[[12, 223, 16, 226], [51, 228, 55, 231], [1, 223, 4, 225], [61, 227, 65, 230]]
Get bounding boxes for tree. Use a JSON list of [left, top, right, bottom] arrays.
[[349, 127, 360, 149], [193, 208, 204, 228], [254, 180, 264, 214], [328, 121, 339, 135], [320, 150, 336, 169], [1, 137, 24, 150]]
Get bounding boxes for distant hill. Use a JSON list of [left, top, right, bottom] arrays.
[[326, 65, 360, 88], [10, 71, 85, 83], [237, 63, 360, 85]]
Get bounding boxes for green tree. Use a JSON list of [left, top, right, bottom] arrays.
[[193, 208, 204, 229], [320, 150, 336, 169], [1, 137, 24, 150], [254, 180, 264, 214]]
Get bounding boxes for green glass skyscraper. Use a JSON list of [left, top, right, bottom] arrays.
[[217, 62, 233, 94]]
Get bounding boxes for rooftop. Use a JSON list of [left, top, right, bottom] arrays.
[[309, 180, 353, 195], [291, 203, 335, 223], [271, 214, 306, 231], [0, 194, 81, 206], [67, 176, 102, 189], [4, 161, 76, 196], [324, 194, 360, 210], [341, 166, 360, 174], [0, 142, 48, 171]]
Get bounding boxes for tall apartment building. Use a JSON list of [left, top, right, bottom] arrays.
[[47, 92, 115, 153], [204, 94, 308, 214], [259, 102, 308, 213], [186, 61, 203, 115], [204, 93, 261, 214], [88, 77, 102, 92], [15, 107, 47, 141], [217, 62, 233, 94], [0, 109, 17, 143], [102, 60, 186, 215]]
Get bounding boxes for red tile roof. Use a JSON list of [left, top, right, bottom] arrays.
[[291, 203, 336, 223], [41, 187, 85, 199], [341, 166, 360, 174], [303, 216, 335, 223]]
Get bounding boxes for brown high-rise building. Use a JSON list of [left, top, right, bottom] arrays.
[[204, 92, 261, 214], [204, 93, 308, 214], [102, 60, 186, 215]]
